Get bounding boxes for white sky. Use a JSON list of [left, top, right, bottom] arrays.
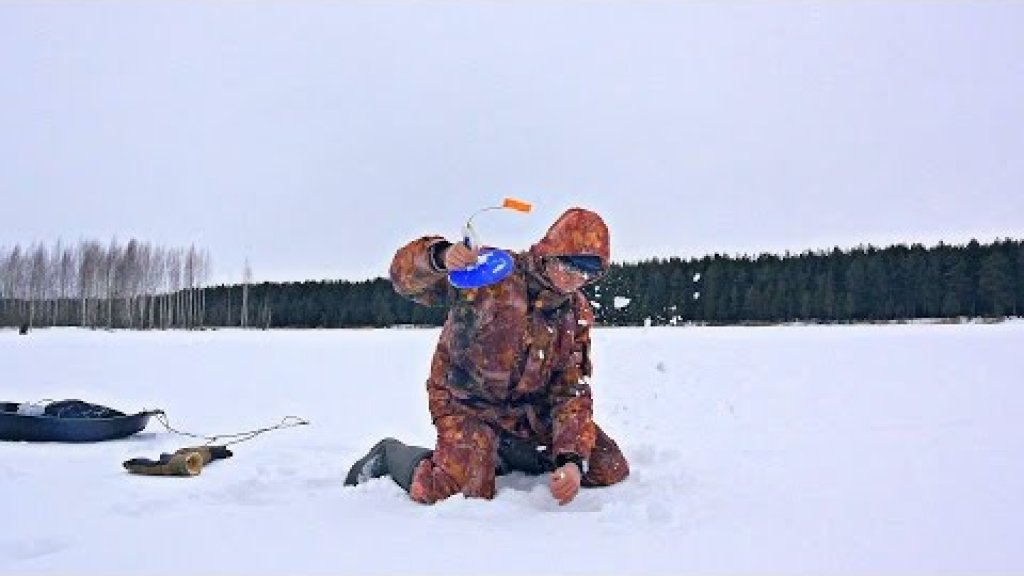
[[1, 1, 1022, 284]]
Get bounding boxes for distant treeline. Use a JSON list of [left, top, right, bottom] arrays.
[[4, 239, 1022, 329], [0, 239, 211, 330], [199, 279, 446, 329], [597, 239, 1023, 325], [200, 238, 1024, 328]]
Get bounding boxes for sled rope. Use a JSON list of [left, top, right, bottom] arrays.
[[152, 411, 309, 447]]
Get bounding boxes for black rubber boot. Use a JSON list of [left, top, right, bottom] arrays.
[[344, 438, 432, 492]]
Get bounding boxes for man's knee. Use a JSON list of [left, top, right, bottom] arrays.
[[409, 458, 461, 503], [411, 415, 498, 502]]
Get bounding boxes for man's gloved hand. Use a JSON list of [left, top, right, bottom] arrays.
[[549, 462, 582, 505], [123, 445, 233, 477], [443, 243, 480, 271]]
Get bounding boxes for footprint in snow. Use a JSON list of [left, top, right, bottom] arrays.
[[0, 537, 71, 562]]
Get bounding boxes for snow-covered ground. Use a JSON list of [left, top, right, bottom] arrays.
[[2, 323, 1022, 574]]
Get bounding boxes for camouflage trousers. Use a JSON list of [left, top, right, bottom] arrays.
[[409, 414, 629, 503]]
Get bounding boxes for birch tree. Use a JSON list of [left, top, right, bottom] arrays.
[[166, 249, 182, 329], [57, 241, 77, 326], [29, 243, 49, 327], [241, 258, 252, 328]]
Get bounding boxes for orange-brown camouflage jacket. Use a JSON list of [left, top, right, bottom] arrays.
[[389, 208, 611, 464]]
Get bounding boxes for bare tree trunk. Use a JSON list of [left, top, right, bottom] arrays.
[[200, 249, 211, 329], [29, 243, 48, 328], [262, 295, 272, 330], [13, 247, 25, 326], [0, 247, 8, 325], [167, 250, 181, 329], [241, 258, 253, 329], [58, 242, 74, 326]]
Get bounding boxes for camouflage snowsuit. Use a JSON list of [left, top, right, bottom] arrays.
[[389, 208, 630, 503]]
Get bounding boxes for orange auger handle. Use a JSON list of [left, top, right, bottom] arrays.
[[501, 197, 532, 213], [462, 198, 533, 248]]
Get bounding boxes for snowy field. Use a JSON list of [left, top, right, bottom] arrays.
[[2, 323, 1023, 575]]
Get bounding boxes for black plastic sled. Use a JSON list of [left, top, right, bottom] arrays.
[[0, 400, 161, 443]]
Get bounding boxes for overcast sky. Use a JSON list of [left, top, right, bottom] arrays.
[[1, 1, 1021, 284]]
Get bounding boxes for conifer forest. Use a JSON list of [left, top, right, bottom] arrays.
[[3, 238, 1022, 329]]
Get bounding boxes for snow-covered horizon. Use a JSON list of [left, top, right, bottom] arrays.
[[2, 323, 1022, 574]]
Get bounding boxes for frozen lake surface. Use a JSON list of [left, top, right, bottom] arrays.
[[2, 322, 1022, 574]]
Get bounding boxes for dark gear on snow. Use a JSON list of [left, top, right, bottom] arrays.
[[344, 438, 432, 492], [123, 445, 233, 477], [346, 433, 586, 492], [43, 399, 126, 419]]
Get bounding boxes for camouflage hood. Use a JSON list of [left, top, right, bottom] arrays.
[[529, 208, 611, 264], [526, 208, 610, 290]]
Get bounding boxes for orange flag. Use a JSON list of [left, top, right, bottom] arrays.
[[502, 198, 532, 213]]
